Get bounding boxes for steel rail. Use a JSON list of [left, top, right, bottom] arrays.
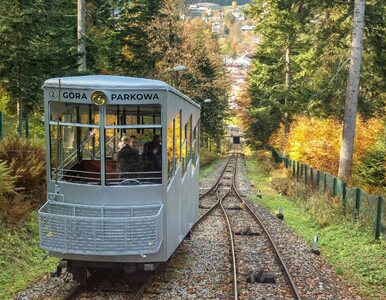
[[190, 149, 239, 299], [63, 284, 85, 300], [199, 152, 235, 200], [220, 192, 238, 300], [218, 150, 240, 300], [191, 152, 236, 230], [231, 151, 302, 300], [133, 275, 154, 300]]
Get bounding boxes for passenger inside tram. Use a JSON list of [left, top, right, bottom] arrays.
[[142, 135, 162, 172], [49, 102, 162, 185], [116, 136, 140, 178]]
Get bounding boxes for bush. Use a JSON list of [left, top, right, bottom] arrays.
[[352, 134, 386, 195], [200, 147, 220, 168], [269, 116, 384, 179], [250, 150, 275, 174], [0, 138, 46, 226], [270, 168, 347, 228]]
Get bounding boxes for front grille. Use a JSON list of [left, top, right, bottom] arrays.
[[39, 201, 163, 255]]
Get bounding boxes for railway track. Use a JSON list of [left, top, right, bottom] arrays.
[[62, 272, 152, 299], [17, 147, 366, 300], [61, 147, 301, 299], [221, 150, 301, 299]]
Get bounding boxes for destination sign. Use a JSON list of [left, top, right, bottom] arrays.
[[48, 89, 161, 103], [111, 93, 159, 101]]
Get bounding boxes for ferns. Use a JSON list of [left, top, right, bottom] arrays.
[[0, 137, 46, 226]]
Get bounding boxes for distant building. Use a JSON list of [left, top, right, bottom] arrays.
[[188, 2, 222, 18], [241, 25, 255, 31], [212, 23, 223, 34]]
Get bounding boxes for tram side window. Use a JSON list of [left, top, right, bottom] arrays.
[[167, 119, 175, 180], [166, 111, 182, 181], [175, 111, 181, 168], [49, 102, 101, 185], [187, 115, 192, 165], [192, 121, 199, 167], [104, 104, 162, 185], [181, 122, 187, 175]]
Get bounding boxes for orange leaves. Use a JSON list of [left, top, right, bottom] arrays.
[[353, 117, 384, 162], [269, 116, 384, 177]]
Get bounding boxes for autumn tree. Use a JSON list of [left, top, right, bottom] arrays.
[[338, 0, 365, 180], [146, 0, 184, 79], [180, 19, 230, 149], [244, 0, 385, 150]]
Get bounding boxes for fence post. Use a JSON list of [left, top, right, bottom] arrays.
[[375, 196, 383, 240], [323, 173, 327, 192], [332, 177, 337, 197], [355, 188, 361, 221], [292, 161, 296, 177], [296, 161, 300, 180], [342, 182, 347, 215], [316, 170, 320, 189], [304, 165, 308, 184], [0, 111, 3, 140], [310, 168, 314, 187]]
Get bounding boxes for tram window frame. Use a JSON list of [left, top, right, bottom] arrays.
[[174, 110, 181, 170], [49, 102, 101, 185], [192, 120, 199, 167], [181, 122, 187, 175], [167, 119, 175, 181], [104, 104, 162, 186], [187, 115, 192, 165]]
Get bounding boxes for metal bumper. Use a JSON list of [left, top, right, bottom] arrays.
[[39, 201, 163, 256]]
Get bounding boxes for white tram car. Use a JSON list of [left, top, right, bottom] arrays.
[[38, 75, 201, 281]]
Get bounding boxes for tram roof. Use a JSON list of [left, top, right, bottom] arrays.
[[44, 75, 200, 109]]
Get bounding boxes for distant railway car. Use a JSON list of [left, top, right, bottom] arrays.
[[228, 125, 242, 145], [38, 75, 201, 282]]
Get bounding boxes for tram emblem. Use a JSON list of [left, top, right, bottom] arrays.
[[49, 89, 57, 99]]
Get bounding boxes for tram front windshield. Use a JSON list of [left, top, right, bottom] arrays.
[[49, 102, 162, 185]]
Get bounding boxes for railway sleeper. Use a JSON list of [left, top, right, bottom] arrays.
[[66, 260, 165, 285], [246, 270, 276, 284], [225, 204, 243, 210], [199, 204, 213, 209], [235, 226, 260, 236]]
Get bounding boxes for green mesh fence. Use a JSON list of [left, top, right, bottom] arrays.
[[270, 148, 384, 240]]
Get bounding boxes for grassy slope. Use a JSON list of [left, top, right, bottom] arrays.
[[245, 158, 386, 300], [199, 156, 222, 180], [0, 213, 58, 300]]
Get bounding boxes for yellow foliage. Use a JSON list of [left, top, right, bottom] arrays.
[[269, 116, 384, 177]]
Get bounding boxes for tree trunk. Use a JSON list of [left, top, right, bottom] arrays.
[[77, 0, 86, 72], [338, 0, 365, 180], [284, 45, 291, 153], [17, 101, 22, 137]]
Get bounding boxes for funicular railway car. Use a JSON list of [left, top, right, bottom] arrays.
[[38, 75, 201, 282]]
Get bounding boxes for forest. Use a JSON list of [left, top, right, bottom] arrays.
[[0, 0, 229, 147], [0, 0, 384, 216], [237, 0, 385, 194], [0, 1, 384, 299]]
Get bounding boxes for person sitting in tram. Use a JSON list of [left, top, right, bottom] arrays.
[[117, 135, 127, 151], [142, 135, 162, 172], [117, 136, 140, 178]]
